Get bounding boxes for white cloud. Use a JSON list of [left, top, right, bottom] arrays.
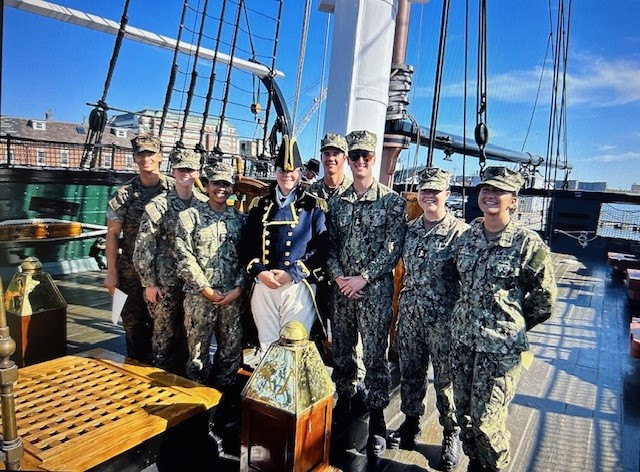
[[414, 52, 640, 108], [586, 150, 640, 163]]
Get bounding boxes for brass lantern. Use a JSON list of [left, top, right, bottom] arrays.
[[4, 257, 67, 366], [240, 321, 336, 472]]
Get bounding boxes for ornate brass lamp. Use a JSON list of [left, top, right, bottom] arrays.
[[4, 257, 67, 366], [0, 277, 24, 469], [240, 321, 337, 472]]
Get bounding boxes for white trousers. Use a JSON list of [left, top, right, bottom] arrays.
[[251, 281, 316, 354]]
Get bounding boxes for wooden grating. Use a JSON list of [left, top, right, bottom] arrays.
[[0, 349, 221, 471]]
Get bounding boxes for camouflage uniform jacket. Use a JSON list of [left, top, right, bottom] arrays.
[[175, 202, 246, 293], [399, 212, 469, 323], [133, 189, 208, 288], [106, 174, 175, 266], [307, 176, 353, 202], [452, 218, 557, 354], [327, 180, 407, 282], [240, 183, 329, 284]]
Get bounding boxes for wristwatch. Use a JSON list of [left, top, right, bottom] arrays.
[[361, 271, 370, 283]]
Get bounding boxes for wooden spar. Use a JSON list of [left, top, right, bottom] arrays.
[[5, 0, 284, 79]]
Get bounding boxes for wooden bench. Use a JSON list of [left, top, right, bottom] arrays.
[[0, 348, 221, 471], [631, 318, 640, 359], [607, 252, 640, 273], [627, 269, 640, 301]]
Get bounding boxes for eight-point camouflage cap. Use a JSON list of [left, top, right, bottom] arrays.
[[170, 148, 201, 170], [479, 166, 525, 193], [131, 134, 161, 153], [346, 130, 377, 153], [320, 133, 348, 153], [417, 167, 452, 191], [203, 161, 236, 185]]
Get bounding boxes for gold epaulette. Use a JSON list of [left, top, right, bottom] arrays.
[[248, 196, 261, 211]]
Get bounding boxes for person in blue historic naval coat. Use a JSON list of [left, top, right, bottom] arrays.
[[240, 135, 329, 354]]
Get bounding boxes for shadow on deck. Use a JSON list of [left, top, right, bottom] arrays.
[[33, 252, 640, 471]]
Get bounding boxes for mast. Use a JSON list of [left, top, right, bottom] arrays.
[[321, 0, 398, 179]]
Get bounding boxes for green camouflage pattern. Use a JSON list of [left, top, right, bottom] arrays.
[[170, 148, 201, 169], [306, 176, 353, 202], [320, 133, 348, 153], [175, 202, 246, 387], [203, 161, 236, 184], [106, 174, 174, 362], [397, 213, 469, 422], [452, 350, 523, 470], [131, 133, 161, 153], [479, 166, 525, 193], [132, 188, 207, 372], [451, 218, 556, 470], [452, 218, 557, 354], [346, 129, 377, 152], [327, 181, 407, 408], [416, 167, 452, 191]]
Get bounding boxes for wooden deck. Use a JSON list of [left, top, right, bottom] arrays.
[[3, 252, 639, 471]]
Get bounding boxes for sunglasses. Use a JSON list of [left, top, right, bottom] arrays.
[[348, 151, 374, 162]]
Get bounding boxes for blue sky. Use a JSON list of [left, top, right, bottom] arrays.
[[3, 1, 640, 190]]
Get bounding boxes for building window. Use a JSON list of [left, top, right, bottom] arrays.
[[125, 154, 133, 170], [37, 149, 46, 165], [103, 153, 112, 169], [31, 120, 46, 130], [60, 149, 70, 167], [111, 128, 127, 138]]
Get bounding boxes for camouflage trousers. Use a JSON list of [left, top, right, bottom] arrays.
[[118, 263, 153, 363], [183, 293, 243, 389], [396, 315, 457, 430], [452, 348, 523, 471], [331, 275, 393, 409], [145, 282, 188, 376]]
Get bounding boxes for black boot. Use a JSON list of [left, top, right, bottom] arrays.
[[332, 396, 352, 424], [388, 415, 420, 450], [466, 457, 487, 472], [441, 429, 461, 471], [367, 409, 387, 457]]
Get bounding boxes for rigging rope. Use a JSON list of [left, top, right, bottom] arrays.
[[80, 0, 131, 168], [475, 0, 488, 175], [261, 0, 285, 156], [199, 0, 229, 155], [426, 0, 451, 168], [291, 0, 313, 134], [180, 0, 211, 147], [213, 0, 244, 155], [314, 13, 331, 153], [160, 0, 189, 139]]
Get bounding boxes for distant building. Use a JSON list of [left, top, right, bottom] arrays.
[[631, 184, 640, 194], [109, 108, 238, 156], [577, 181, 607, 192], [1, 115, 134, 170], [555, 179, 578, 190]]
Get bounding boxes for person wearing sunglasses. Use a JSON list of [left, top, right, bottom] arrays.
[[133, 148, 207, 375], [240, 134, 329, 356], [389, 168, 468, 471], [451, 167, 556, 471], [326, 129, 407, 457]]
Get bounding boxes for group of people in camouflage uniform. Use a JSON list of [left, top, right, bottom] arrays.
[[105, 128, 556, 471]]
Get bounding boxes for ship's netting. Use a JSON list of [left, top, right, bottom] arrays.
[[158, 0, 282, 162], [597, 203, 640, 242]]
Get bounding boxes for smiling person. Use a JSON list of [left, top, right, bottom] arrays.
[[326, 130, 407, 456], [105, 133, 174, 363], [174, 162, 245, 398], [240, 134, 328, 355], [390, 168, 468, 471], [451, 167, 557, 471], [133, 148, 207, 375]]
